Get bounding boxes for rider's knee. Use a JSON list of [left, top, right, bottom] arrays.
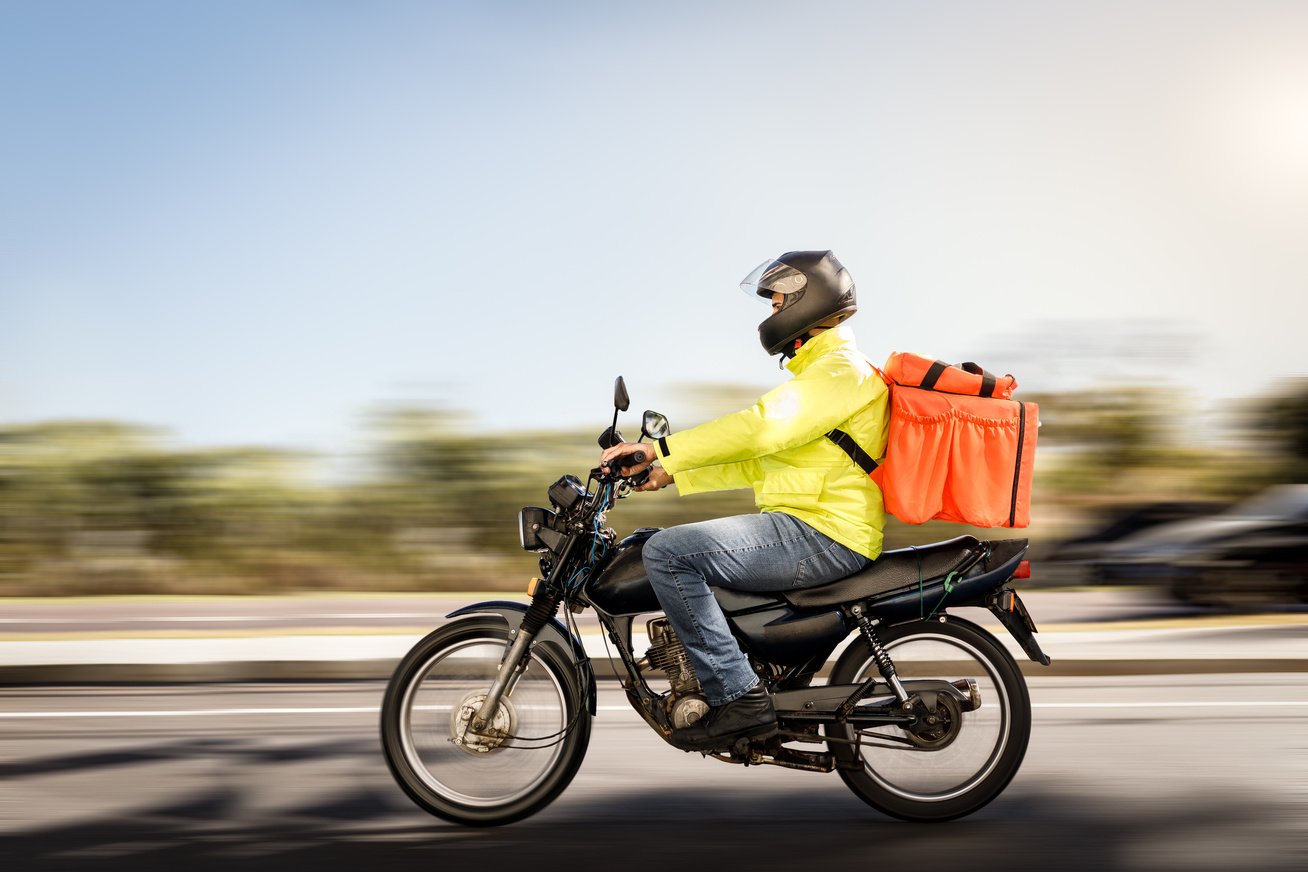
[[643, 528, 672, 564], [642, 527, 686, 573]]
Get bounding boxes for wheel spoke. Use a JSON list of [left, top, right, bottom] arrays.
[[851, 633, 1008, 799], [825, 619, 1032, 820], [381, 618, 591, 824], [392, 632, 572, 809]]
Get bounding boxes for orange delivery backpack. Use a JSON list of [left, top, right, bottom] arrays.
[[825, 353, 1038, 528]]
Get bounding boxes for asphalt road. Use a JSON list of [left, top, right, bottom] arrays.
[[4, 675, 1306, 871]]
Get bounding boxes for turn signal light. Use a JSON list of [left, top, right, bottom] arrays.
[[527, 577, 540, 596], [1013, 560, 1031, 580]]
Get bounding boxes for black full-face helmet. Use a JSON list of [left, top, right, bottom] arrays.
[[740, 250, 857, 356]]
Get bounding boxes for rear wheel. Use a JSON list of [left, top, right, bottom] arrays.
[[380, 617, 591, 826], [827, 617, 1031, 822]]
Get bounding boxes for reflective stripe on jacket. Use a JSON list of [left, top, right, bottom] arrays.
[[653, 324, 890, 560]]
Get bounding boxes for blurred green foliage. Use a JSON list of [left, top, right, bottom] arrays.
[[1, 378, 1303, 596], [1252, 380, 1308, 483]]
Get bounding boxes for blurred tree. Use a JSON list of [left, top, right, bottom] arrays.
[[1246, 378, 1308, 483], [1020, 383, 1220, 501], [2, 374, 1296, 596]]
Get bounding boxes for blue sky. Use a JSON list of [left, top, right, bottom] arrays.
[[3, 1, 1306, 458]]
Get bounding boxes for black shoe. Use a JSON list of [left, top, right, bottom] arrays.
[[670, 686, 777, 752]]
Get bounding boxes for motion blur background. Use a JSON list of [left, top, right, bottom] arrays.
[[2, 0, 1306, 601], [2, 2, 1306, 870]]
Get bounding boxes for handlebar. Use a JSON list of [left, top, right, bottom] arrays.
[[605, 450, 645, 473]]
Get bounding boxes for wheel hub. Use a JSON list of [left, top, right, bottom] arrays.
[[450, 690, 518, 756], [903, 692, 963, 750]]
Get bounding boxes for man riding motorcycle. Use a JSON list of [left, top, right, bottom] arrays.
[[600, 250, 890, 752]]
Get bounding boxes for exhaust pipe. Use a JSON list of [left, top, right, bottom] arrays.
[[952, 678, 981, 711]]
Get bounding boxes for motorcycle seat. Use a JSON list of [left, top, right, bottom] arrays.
[[783, 535, 984, 610]]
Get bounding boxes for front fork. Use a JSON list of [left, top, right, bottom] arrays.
[[471, 627, 536, 732], [470, 583, 566, 732]]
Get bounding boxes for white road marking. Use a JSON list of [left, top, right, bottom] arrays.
[[1032, 701, 1308, 709], [0, 707, 382, 718], [0, 614, 441, 624], [3, 701, 1308, 719]]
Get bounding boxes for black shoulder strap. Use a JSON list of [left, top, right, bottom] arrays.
[[825, 428, 878, 475]]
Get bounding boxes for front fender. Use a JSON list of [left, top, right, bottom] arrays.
[[446, 600, 597, 715]]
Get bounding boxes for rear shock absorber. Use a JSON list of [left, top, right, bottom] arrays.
[[849, 604, 910, 705]]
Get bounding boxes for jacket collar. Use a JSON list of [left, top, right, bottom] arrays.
[[785, 324, 857, 375]]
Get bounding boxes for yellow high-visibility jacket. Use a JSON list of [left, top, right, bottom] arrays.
[[653, 324, 890, 560]]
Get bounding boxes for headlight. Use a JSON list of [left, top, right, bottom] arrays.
[[519, 506, 558, 551]]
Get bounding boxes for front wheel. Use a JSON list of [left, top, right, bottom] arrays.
[[380, 617, 591, 826], [827, 616, 1031, 822]]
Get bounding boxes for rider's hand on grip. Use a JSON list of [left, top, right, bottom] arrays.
[[606, 450, 645, 474], [599, 441, 652, 475]]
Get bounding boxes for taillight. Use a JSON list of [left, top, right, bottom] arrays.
[[1013, 560, 1031, 579]]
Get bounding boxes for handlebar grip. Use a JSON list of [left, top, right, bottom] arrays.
[[608, 450, 646, 472]]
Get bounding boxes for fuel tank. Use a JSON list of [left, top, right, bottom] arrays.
[[584, 528, 661, 616]]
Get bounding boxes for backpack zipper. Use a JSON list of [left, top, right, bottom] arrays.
[[1008, 401, 1026, 527]]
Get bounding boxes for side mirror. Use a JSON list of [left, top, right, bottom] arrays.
[[641, 410, 670, 440], [613, 377, 630, 412]]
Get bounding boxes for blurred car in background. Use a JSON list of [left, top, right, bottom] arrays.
[[1039, 500, 1223, 587], [1090, 485, 1308, 607]]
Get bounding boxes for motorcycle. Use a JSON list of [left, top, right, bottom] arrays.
[[380, 377, 1051, 826]]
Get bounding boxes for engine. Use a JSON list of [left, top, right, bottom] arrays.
[[644, 617, 710, 729]]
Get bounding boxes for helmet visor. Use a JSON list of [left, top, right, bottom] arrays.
[[740, 258, 807, 300]]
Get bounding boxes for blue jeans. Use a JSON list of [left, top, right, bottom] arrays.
[[641, 512, 872, 706]]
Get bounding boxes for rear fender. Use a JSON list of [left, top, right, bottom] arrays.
[[985, 588, 1051, 666], [446, 601, 597, 715]]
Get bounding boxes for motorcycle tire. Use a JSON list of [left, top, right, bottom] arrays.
[[827, 616, 1031, 822], [380, 617, 591, 826]]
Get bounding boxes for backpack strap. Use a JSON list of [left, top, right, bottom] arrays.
[[825, 427, 878, 476], [919, 360, 950, 390], [922, 359, 997, 397], [961, 361, 997, 398], [828, 357, 892, 477]]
